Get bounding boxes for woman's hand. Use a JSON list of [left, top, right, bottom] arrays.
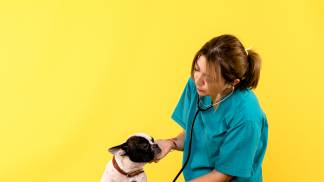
[[153, 139, 175, 163]]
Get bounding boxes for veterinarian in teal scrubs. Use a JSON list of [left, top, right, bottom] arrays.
[[155, 34, 268, 182]]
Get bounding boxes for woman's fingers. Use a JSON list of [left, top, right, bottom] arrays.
[[154, 139, 173, 162]]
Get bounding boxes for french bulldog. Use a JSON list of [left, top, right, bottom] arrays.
[[100, 133, 162, 182]]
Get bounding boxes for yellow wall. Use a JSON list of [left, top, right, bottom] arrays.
[[1, 0, 323, 181]]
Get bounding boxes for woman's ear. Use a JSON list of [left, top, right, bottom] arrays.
[[233, 79, 240, 87], [224, 79, 240, 90], [108, 142, 127, 155]]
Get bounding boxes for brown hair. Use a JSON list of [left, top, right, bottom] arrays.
[[190, 34, 261, 91]]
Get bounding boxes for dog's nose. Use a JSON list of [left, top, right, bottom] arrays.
[[152, 144, 161, 153]]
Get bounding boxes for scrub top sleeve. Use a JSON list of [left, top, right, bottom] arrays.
[[214, 119, 261, 178], [171, 77, 194, 129]]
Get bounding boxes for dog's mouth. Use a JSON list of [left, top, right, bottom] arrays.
[[152, 144, 162, 156]]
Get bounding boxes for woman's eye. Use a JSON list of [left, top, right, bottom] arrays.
[[194, 67, 199, 71]]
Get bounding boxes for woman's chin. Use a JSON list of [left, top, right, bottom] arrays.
[[197, 89, 207, 96]]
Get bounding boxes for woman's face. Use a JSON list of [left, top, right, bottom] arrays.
[[193, 55, 225, 96]]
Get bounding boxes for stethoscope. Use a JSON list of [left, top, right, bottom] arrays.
[[172, 88, 234, 182]]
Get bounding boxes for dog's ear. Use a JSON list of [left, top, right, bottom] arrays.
[[108, 142, 127, 155]]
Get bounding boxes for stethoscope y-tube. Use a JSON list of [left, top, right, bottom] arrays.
[[172, 95, 214, 182]]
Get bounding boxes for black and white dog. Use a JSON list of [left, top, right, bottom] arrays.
[[100, 133, 162, 182]]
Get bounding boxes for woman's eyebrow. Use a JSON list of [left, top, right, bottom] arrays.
[[195, 64, 207, 74]]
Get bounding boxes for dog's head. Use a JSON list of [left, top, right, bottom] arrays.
[[108, 133, 161, 163]]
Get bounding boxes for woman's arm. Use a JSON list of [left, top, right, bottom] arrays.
[[154, 130, 185, 161], [190, 170, 233, 182], [168, 130, 185, 151]]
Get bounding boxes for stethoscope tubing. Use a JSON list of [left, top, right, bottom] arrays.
[[172, 95, 214, 182]]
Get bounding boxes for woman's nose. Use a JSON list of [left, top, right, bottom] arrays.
[[196, 74, 205, 86]]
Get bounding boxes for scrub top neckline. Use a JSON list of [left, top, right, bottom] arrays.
[[199, 95, 213, 106]]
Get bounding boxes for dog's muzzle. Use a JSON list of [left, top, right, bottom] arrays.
[[152, 144, 161, 155]]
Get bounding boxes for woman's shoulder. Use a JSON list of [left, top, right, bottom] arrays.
[[185, 76, 197, 96], [235, 88, 261, 109], [225, 88, 266, 126], [188, 76, 196, 89]]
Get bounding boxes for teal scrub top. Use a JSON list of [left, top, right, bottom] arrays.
[[171, 77, 268, 182]]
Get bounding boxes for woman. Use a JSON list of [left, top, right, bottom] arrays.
[[155, 34, 268, 182]]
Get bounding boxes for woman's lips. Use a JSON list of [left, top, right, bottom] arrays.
[[197, 88, 204, 92]]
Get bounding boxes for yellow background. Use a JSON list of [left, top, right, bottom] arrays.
[[0, 0, 323, 181]]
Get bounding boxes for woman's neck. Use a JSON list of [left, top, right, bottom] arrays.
[[211, 88, 234, 104]]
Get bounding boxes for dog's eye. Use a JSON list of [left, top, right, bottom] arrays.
[[143, 143, 149, 149]]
